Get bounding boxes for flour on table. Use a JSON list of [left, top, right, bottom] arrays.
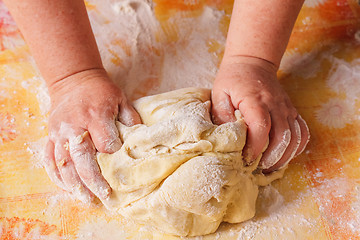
[[88, 0, 223, 100], [97, 88, 286, 237]]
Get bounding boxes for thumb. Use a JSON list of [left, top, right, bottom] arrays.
[[118, 101, 142, 127], [211, 90, 236, 125], [88, 119, 122, 153]]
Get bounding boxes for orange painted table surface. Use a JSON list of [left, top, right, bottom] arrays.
[[1, 0, 360, 239]]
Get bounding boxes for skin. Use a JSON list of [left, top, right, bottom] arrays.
[[212, 0, 310, 172], [4, 0, 309, 201], [4, 0, 141, 203]]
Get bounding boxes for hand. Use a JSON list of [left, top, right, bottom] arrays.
[[43, 69, 141, 203], [211, 56, 309, 172]]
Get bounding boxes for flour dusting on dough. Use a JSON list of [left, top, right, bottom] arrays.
[[21, 0, 312, 238], [97, 88, 286, 236]]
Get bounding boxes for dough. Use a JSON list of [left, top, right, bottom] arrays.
[[97, 88, 285, 236]]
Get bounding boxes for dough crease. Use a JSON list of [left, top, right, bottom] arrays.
[[97, 88, 285, 236]]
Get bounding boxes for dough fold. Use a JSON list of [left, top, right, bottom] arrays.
[[97, 88, 285, 236]]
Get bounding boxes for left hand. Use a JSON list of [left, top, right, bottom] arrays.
[[43, 69, 141, 203]]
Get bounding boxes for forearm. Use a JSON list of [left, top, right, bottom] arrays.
[[4, 0, 103, 94], [224, 0, 304, 68]]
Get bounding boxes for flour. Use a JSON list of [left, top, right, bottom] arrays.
[[25, 136, 48, 169], [95, 88, 291, 236], [35, 80, 51, 116], [76, 219, 127, 240], [30, 0, 224, 113], [28, 0, 226, 158], [87, 0, 223, 100], [350, 186, 360, 235], [315, 98, 354, 129], [260, 185, 285, 215], [260, 129, 291, 169], [311, 177, 359, 233], [327, 57, 360, 100], [219, 188, 320, 240], [19, 0, 320, 238]]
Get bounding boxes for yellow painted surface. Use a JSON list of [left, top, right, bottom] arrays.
[[1, 0, 360, 239]]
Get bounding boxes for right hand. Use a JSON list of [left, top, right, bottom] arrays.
[[43, 68, 141, 203], [211, 56, 310, 173]]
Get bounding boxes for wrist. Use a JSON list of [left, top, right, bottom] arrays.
[[47, 68, 111, 100], [223, 43, 283, 70], [220, 54, 278, 75]]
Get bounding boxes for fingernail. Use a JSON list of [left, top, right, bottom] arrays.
[[119, 107, 137, 127], [100, 186, 112, 200], [78, 194, 93, 204], [106, 139, 122, 153], [72, 185, 93, 204], [243, 148, 255, 165]]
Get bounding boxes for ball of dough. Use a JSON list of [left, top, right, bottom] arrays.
[[97, 88, 285, 236]]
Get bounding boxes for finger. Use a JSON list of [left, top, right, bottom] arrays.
[[54, 139, 94, 203], [89, 119, 121, 153], [263, 118, 301, 173], [69, 131, 112, 202], [238, 99, 271, 164], [211, 90, 236, 125], [295, 114, 310, 156], [118, 101, 142, 127], [259, 110, 291, 169], [43, 140, 67, 190]]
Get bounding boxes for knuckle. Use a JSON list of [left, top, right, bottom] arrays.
[[251, 111, 271, 129], [278, 102, 290, 112], [260, 92, 274, 103], [288, 107, 298, 118], [54, 150, 67, 162], [69, 138, 95, 159], [251, 119, 270, 131], [254, 103, 269, 116], [70, 148, 88, 161]]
